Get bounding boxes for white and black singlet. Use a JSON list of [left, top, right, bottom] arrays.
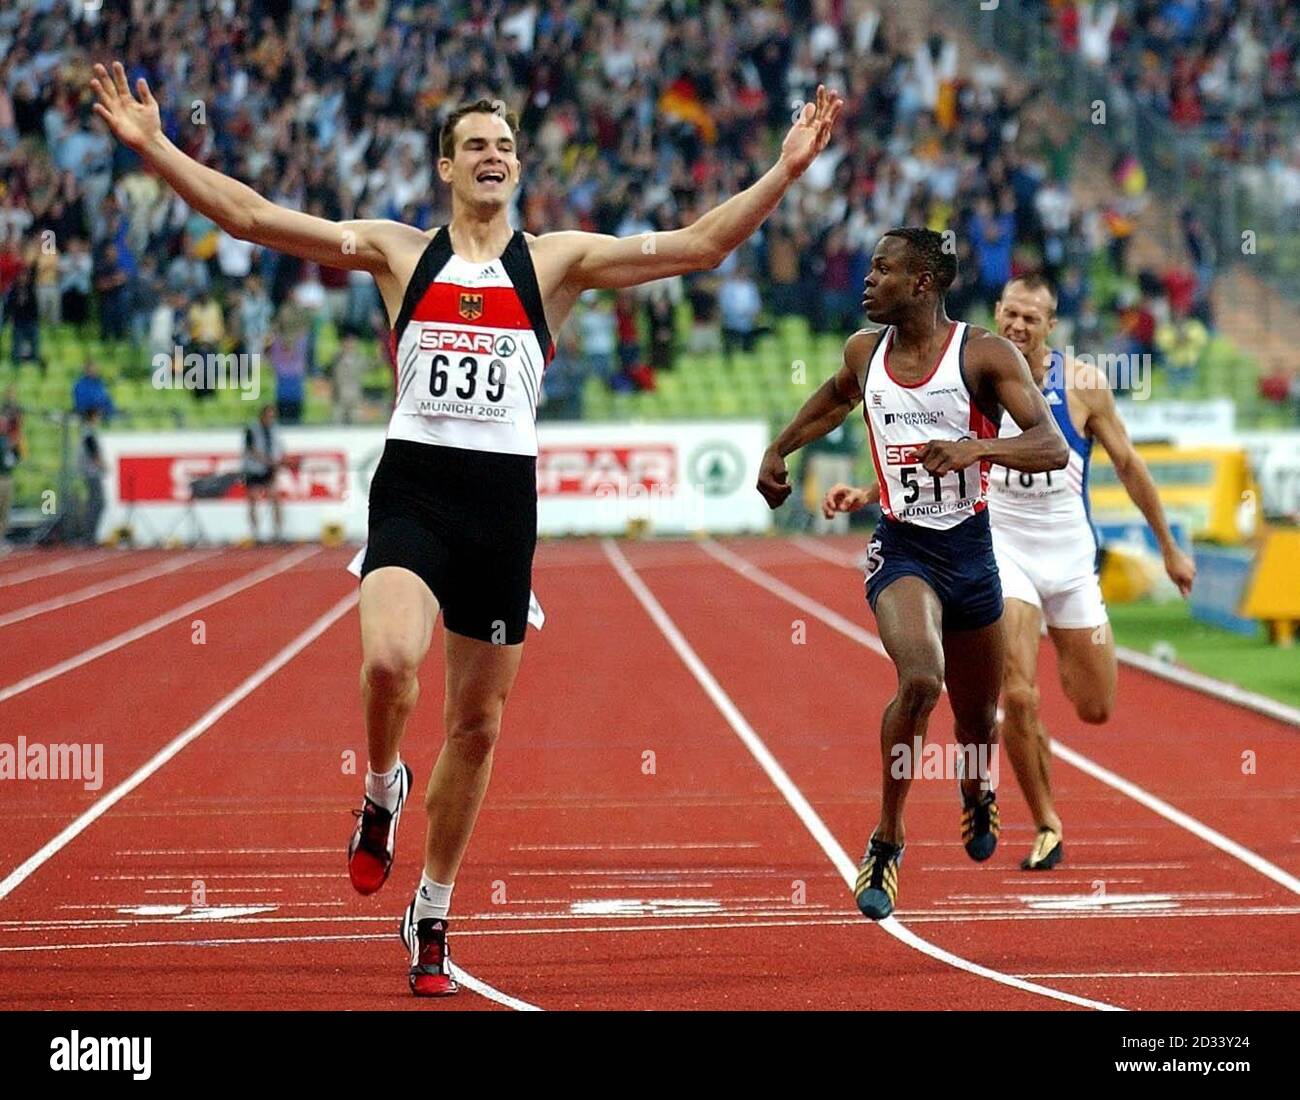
[[358, 227, 553, 644]]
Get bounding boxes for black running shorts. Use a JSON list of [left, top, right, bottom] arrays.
[[361, 439, 537, 645]]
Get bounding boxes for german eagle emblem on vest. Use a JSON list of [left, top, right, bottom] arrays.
[[458, 292, 484, 321]]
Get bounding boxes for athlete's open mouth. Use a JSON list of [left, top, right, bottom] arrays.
[[476, 170, 506, 183]]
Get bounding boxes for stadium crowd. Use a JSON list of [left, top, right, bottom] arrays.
[[0, 0, 1278, 442]]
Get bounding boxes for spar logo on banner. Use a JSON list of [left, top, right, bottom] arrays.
[[117, 452, 350, 502], [536, 444, 677, 497]]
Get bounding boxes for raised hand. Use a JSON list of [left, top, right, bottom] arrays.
[[779, 84, 844, 179], [90, 61, 161, 153]]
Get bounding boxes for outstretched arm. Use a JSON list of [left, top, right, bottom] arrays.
[[756, 330, 872, 509], [542, 86, 843, 292], [91, 62, 420, 274], [1082, 369, 1196, 595], [917, 332, 1068, 476]]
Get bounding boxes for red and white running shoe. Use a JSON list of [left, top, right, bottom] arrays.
[[346, 763, 412, 895], [400, 899, 459, 997]]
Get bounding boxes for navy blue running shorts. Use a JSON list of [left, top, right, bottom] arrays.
[[864, 508, 1003, 633]]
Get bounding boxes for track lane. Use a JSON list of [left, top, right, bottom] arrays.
[[0, 541, 1061, 1011], [784, 536, 1300, 878], [0, 549, 344, 871], [2, 538, 1293, 1010], [684, 537, 1300, 1009], [0, 549, 187, 614]]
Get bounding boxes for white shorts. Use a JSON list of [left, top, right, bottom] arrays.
[[992, 527, 1108, 630]]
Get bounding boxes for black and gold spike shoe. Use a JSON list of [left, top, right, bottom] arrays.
[[960, 787, 1000, 862], [854, 833, 904, 920]]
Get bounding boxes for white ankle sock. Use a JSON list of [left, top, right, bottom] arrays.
[[365, 761, 405, 812], [413, 873, 454, 921]]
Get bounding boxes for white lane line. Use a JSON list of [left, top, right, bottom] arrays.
[[9, 918, 1300, 968], [1019, 970, 1300, 980], [603, 539, 1120, 1012], [0, 920, 533, 1009], [705, 538, 887, 658], [113, 848, 337, 856], [452, 968, 541, 1011], [792, 536, 863, 569], [0, 589, 355, 903], [0, 546, 317, 705], [1050, 742, 1300, 896], [0, 550, 221, 627], [738, 539, 1300, 897], [6, 903, 1298, 939], [0, 549, 116, 588], [510, 842, 761, 851], [791, 535, 1300, 728]]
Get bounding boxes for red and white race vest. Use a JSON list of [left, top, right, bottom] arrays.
[[860, 321, 997, 531], [386, 229, 553, 457]]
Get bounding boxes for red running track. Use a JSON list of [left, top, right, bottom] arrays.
[[0, 540, 1296, 1010]]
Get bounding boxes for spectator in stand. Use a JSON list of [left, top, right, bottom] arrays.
[[93, 239, 129, 341], [187, 288, 226, 400], [969, 195, 1015, 312], [1257, 359, 1297, 416], [821, 225, 860, 335], [7, 259, 45, 373], [644, 284, 678, 374], [1155, 310, 1209, 394], [538, 326, 586, 421], [341, 267, 381, 337], [719, 264, 763, 361], [578, 291, 616, 386], [128, 259, 159, 350], [33, 237, 61, 324], [765, 214, 804, 317], [319, 263, 350, 326], [238, 273, 274, 356], [0, 232, 22, 338], [1055, 265, 1088, 348], [269, 314, 309, 423], [215, 228, 257, 291], [73, 359, 116, 421], [166, 232, 210, 298], [1179, 207, 1216, 323], [58, 237, 92, 325], [331, 333, 366, 425], [149, 289, 186, 364], [1114, 289, 1157, 395], [0, 386, 23, 551], [613, 290, 646, 392], [79, 407, 107, 546]]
